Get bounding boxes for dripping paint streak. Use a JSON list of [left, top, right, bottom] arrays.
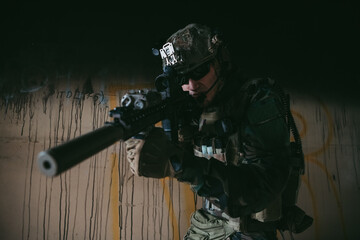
[[25, 95, 36, 239], [63, 173, 68, 240], [47, 178, 54, 240], [43, 178, 48, 240], [110, 151, 119, 240], [71, 93, 83, 239], [37, 139, 42, 240], [20, 95, 28, 136], [155, 179, 159, 240], [42, 157, 48, 240], [124, 174, 130, 239], [29, 117, 37, 239], [20, 95, 29, 240], [306, 156, 348, 240], [63, 174, 68, 240], [72, 166, 81, 240], [96, 107, 106, 240], [28, 95, 34, 142], [54, 90, 64, 147], [67, 96, 75, 141], [94, 175, 100, 240], [178, 181, 181, 239], [106, 151, 116, 239], [57, 93, 66, 240], [119, 148, 124, 240], [84, 159, 92, 240], [152, 179, 156, 240], [352, 143, 360, 189], [160, 182, 165, 240], [99, 147, 110, 240], [21, 131, 30, 240], [141, 178, 145, 240], [161, 178, 180, 240], [301, 175, 319, 240], [183, 183, 195, 228], [48, 96, 53, 149], [130, 175, 135, 240], [93, 100, 101, 240], [59, 175, 63, 240], [89, 156, 97, 240], [167, 180, 170, 240], [66, 172, 71, 240], [95, 151, 102, 240], [109, 85, 120, 240], [124, 149, 130, 240], [147, 178, 150, 240], [307, 101, 334, 158], [120, 142, 128, 239], [334, 147, 342, 194]]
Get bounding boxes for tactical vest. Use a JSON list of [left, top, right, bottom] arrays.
[[191, 77, 312, 234]]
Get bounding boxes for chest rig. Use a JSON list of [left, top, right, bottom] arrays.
[[193, 108, 244, 166], [191, 74, 252, 167]]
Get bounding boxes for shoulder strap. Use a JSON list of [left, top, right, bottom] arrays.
[[272, 81, 305, 174]]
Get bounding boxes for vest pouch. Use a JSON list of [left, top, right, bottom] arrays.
[[278, 205, 313, 233], [251, 195, 282, 223]]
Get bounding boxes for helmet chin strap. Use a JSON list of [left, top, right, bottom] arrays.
[[196, 76, 222, 105], [205, 76, 221, 95]]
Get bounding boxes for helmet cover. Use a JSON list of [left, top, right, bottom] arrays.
[[159, 23, 222, 74]]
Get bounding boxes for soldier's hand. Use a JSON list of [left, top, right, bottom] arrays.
[[124, 127, 180, 178], [124, 138, 145, 176]]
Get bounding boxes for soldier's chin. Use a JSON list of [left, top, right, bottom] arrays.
[[194, 94, 207, 106], [190, 93, 200, 98]]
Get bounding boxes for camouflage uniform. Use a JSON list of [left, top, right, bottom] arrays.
[[127, 23, 312, 240]]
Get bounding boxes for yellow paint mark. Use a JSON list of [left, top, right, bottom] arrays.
[[307, 101, 334, 158], [110, 153, 120, 240], [107, 85, 178, 238], [301, 101, 347, 239], [161, 177, 179, 240], [306, 156, 348, 240], [109, 86, 120, 240], [301, 175, 320, 240], [182, 183, 196, 227], [153, 121, 195, 229], [155, 119, 182, 237], [294, 100, 348, 239]]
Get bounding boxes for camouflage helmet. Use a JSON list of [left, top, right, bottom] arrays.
[[159, 23, 222, 75]]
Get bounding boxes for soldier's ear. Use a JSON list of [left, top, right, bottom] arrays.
[[211, 27, 231, 71], [210, 27, 224, 47]]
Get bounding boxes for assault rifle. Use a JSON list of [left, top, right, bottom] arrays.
[[37, 73, 199, 177]]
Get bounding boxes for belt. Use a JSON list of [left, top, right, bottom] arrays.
[[203, 198, 241, 232]]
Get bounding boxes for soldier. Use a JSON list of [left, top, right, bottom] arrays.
[[125, 23, 312, 240]]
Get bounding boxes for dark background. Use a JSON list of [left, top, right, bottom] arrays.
[[1, 1, 359, 99]]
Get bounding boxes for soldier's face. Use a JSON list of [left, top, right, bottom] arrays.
[[181, 64, 220, 107]]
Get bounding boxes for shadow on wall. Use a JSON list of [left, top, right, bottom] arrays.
[[1, 68, 360, 240]]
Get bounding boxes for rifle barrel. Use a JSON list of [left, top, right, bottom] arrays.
[[37, 124, 124, 177]]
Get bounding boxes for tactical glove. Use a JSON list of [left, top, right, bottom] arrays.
[[125, 138, 145, 176], [125, 127, 183, 178]]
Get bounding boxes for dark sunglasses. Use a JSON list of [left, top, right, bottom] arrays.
[[189, 62, 211, 80], [176, 62, 211, 86], [184, 62, 211, 81]]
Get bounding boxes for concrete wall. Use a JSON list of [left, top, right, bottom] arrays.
[[1, 74, 360, 240]]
